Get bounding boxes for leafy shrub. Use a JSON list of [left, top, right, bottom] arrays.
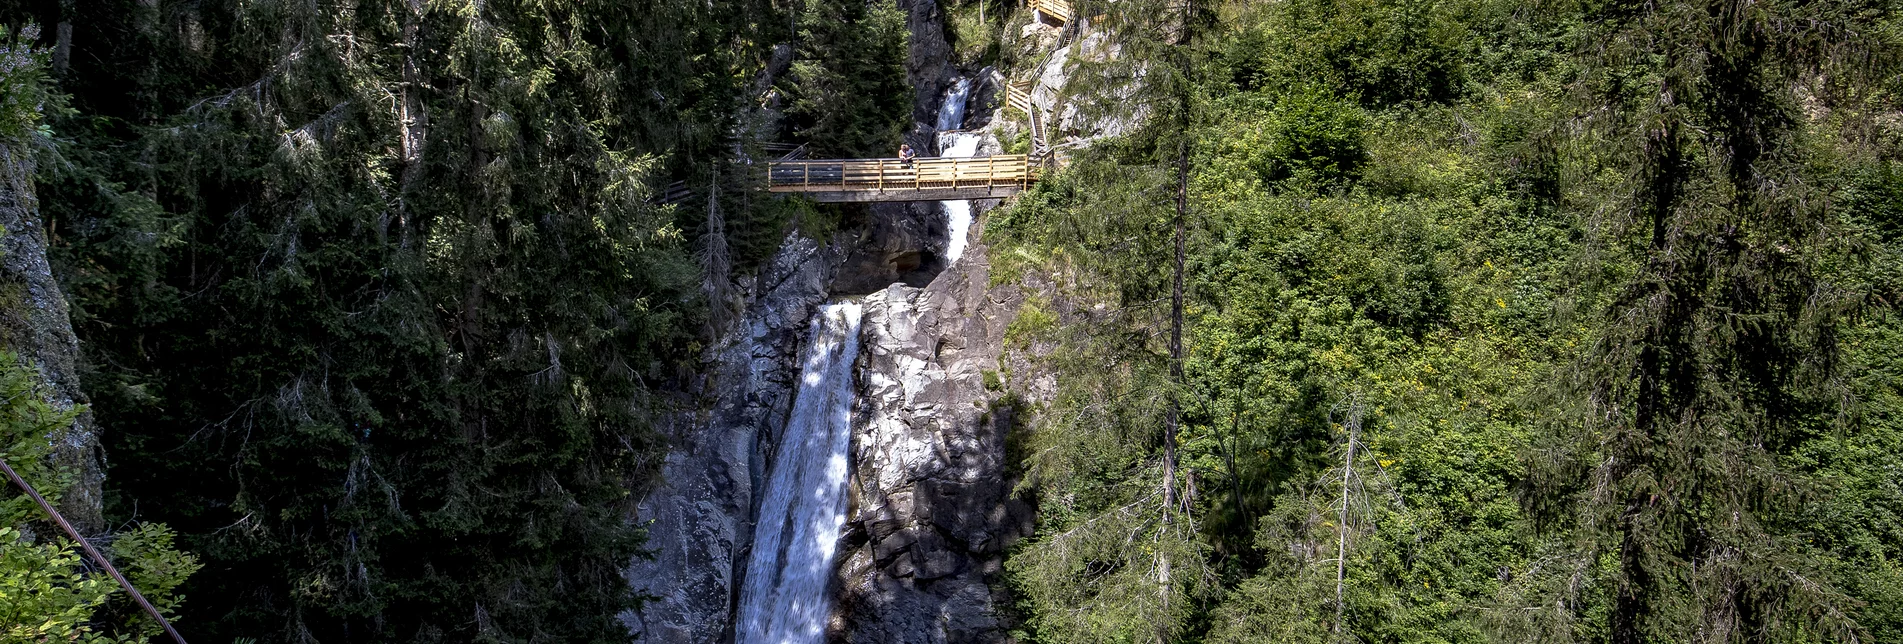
[[0, 25, 63, 142], [1256, 88, 1368, 188], [0, 352, 198, 641]]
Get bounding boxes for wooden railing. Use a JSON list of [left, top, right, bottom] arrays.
[[766, 156, 1038, 194], [1029, 0, 1072, 23], [1007, 80, 1035, 115]]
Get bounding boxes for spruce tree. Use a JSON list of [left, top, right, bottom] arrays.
[[23, 0, 777, 639], [1521, 0, 1897, 641], [1002, 0, 1218, 639]]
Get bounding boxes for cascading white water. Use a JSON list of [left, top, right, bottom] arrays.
[[934, 132, 981, 264], [735, 302, 864, 644], [936, 77, 972, 131], [936, 77, 978, 264]]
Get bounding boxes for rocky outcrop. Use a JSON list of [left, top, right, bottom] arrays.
[[628, 0, 1040, 639], [0, 142, 102, 533], [833, 236, 1033, 644], [625, 197, 952, 641], [898, 0, 958, 138], [834, 203, 948, 296], [623, 234, 841, 643]]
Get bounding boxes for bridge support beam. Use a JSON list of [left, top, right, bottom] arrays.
[[778, 186, 1025, 203]]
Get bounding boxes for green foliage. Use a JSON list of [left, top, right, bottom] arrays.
[[1001, 258, 1217, 641], [0, 526, 119, 642], [1229, 87, 1368, 188], [947, 0, 1005, 67], [0, 24, 63, 143], [782, 0, 912, 158], [0, 351, 198, 642], [1218, 0, 1479, 105], [1509, 1, 1899, 641], [993, 0, 1903, 641], [993, 145, 1216, 641]]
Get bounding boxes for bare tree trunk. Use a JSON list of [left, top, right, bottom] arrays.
[[396, 0, 429, 249], [702, 166, 733, 334], [1225, 409, 1247, 528], [52, 22, 71, 74], [1164, 135, 1184, 517], [1155, 7, 1195, 642], [1334, 400, 1363, 641]]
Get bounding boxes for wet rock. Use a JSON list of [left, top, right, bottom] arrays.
[[622, 233, 841, 644], [834, 203, 947, 295], [834, 239, 1033, 644], [898, 0, 958, 132]]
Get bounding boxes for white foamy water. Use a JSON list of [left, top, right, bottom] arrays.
[[734, 302, 864, 644], [936, 77, 972, 131], [936, 77, 979, 264], [936, 131, 982, 264]]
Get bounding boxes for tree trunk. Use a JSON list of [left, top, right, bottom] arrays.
[[1334, 406, 1359, 640], [1164, 135, 1185, 517]]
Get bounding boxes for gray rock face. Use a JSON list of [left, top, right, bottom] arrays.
[[627, 1, 1037, 638], [834, 202, 947, 296], [898, 0, 958, 134], [623, 234, 840, 643], [0, 143, 101, 532], [833, 240, 1032, 644]]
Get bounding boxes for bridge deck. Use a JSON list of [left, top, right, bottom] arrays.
[[767, 155, 1038, 203]]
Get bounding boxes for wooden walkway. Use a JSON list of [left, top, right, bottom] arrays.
[[766, 155, 1039, 202], [1029, 0, 1072, 24]]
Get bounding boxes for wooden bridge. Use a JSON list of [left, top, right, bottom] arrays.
[[766, 155, 1040, 203]]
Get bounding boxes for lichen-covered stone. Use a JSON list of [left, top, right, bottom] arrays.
[[0, 143, 101, 533]]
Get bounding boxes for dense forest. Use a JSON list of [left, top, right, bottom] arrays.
[[989, 0, 1903, 641], [0, 0, 1899, 642], [0, 0, 882, 639]]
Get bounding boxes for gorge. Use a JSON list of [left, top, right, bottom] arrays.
[[3, 0, 1902, 643], [628, 20, 1033, 638]]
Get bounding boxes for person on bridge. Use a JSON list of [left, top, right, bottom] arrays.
[[898, 143, 916, 167]]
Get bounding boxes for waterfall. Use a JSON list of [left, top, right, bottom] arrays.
[[935, 132, 982, 264], [735, 302, 864, 644], [936, 77, 978, 264], [936, 77, 972, 131]]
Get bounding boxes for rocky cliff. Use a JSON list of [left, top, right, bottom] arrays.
[[833, 232, 1031, 643], [625, 0, 1041, 639], [0, 141, 101, 532], [623, 234, 839, 643]]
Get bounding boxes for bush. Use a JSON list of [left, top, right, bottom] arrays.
[[0, 351, 198, 641]]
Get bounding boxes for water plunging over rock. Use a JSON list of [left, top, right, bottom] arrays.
[[736, 302, 865, 644], [935, 78, 979, 265], [934, 132, 981, 264], [935, 78, 972, 131], [621, 235, 839, 643]]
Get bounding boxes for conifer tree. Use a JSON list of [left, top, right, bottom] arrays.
[[22, 0, 777, 639], [1004, 0, 1217, 639], [780, 0, 911, 158], [1520, 1, 1897, 641]]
